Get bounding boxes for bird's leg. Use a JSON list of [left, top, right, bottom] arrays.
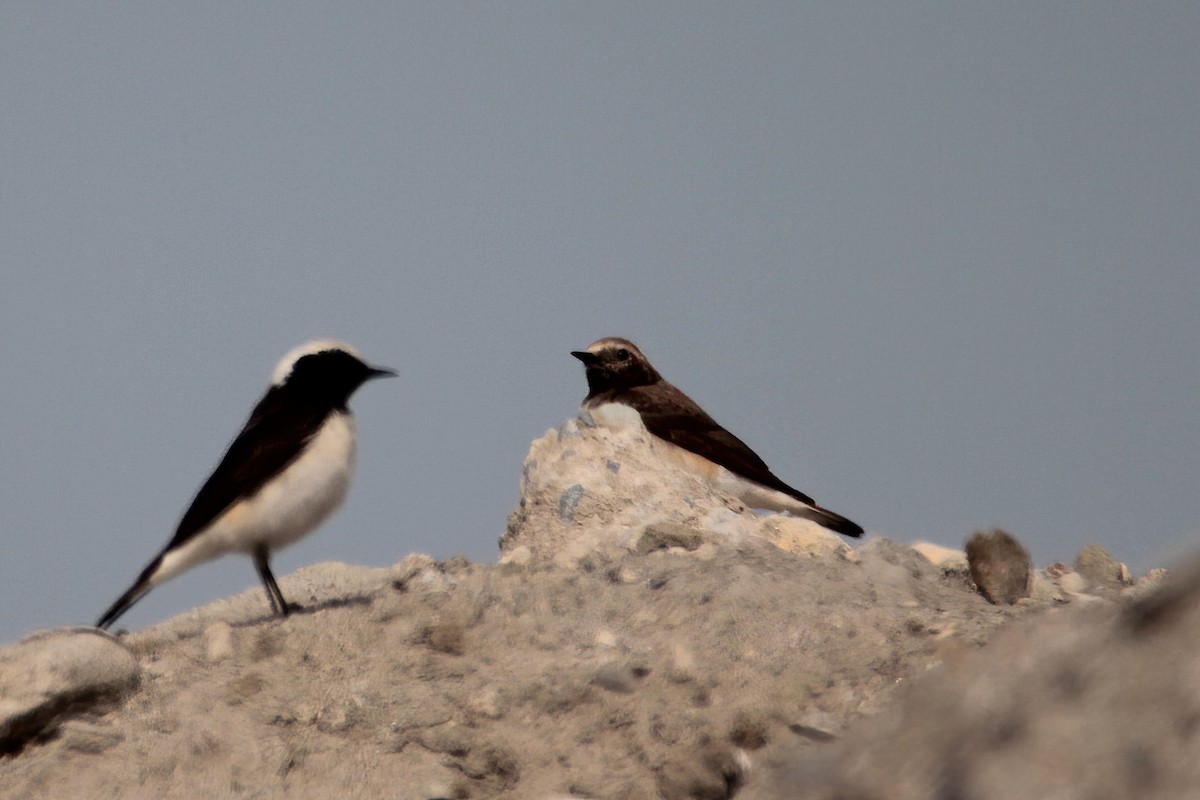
[[253, 546, 290, 617]]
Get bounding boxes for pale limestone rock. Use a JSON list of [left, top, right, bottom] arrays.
[[0, 628, 140, 752], [911, 540, 969, 573], [1137, 567, 1169, 589], [594, 629, 618, 648], [389, 552, 438, 584], [1119, 567, 1168, 604], [203, 622, 236, 663], [758, 516, 849, 557], [669, 641, 698, 681], [1058, 569, 1090, 596], [464, 686, 506, 720], [497, 544, 531, 566], [838, 546, 863, 565], [1030, 569, 1070, 603], [503, 412, 852, 562], [1029, 562, 1102, 604]]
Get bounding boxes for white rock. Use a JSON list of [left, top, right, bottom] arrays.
[[503, 413, 857, 562], [499, 545, 532, 566], [594, 629, 618, 648], [911, 541, 969, 573], [202, 622, 235, 663], [1058, 570, 1089, 596]]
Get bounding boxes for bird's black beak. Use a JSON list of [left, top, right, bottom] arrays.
[[571, 351, 600, 367], [367, 365, 398, 380]]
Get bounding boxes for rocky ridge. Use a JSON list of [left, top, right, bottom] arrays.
[[0, 414, 1181, 799]]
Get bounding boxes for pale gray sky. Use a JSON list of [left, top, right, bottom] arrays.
[[3, 3, 1198, 642]]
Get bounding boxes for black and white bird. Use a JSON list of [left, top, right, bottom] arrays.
[[96, 340, 395, 630], [571, 337, 862, 538]]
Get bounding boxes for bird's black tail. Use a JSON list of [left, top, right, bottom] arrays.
[[96, 554, 163, 630], [802, 504, 864, 538]]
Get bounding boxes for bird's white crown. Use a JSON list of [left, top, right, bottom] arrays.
[[272, 339, 363, 385]]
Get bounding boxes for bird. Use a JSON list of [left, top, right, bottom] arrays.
[[96, 339, 396, 630], [570, 337, 862, 537]]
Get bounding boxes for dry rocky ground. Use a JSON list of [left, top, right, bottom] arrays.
[[0, 413, 1190, 799]]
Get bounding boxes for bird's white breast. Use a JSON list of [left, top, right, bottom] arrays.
[[153, 413, 358, 585], [583, 402, 645, 430], [235, 411, 358, 550]]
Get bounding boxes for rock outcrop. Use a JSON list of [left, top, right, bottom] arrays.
[[502, 408, 849, 567], [0, 415, 1178, 799]]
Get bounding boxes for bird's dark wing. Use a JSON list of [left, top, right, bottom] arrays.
[[164, 388, 328, 550], [623, 384, 863, 537], [621, 384, 819, 506]]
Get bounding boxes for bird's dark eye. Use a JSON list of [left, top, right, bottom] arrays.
[[616, 348, 630, 360]]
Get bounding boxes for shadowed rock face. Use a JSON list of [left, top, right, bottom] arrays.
[[0, 419, 1174, 799]]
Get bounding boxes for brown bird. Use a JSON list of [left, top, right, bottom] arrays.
[[571, 337, 862, 537]]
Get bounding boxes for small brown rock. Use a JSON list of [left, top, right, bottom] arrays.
[[656, 743, 745, 800], [61, 721, 125, 754], [966, 529, 1032, 605], [637, 523, 705, 553], [421, 622, 466, 655], [728, 709, 770, 749], [591, 661, 647, 694], [461, 743, 519, 788]]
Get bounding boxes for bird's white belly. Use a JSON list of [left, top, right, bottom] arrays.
[[153, 414, 356, 584], [711, 468, 808, 514], [229, 413, 357, 550]]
